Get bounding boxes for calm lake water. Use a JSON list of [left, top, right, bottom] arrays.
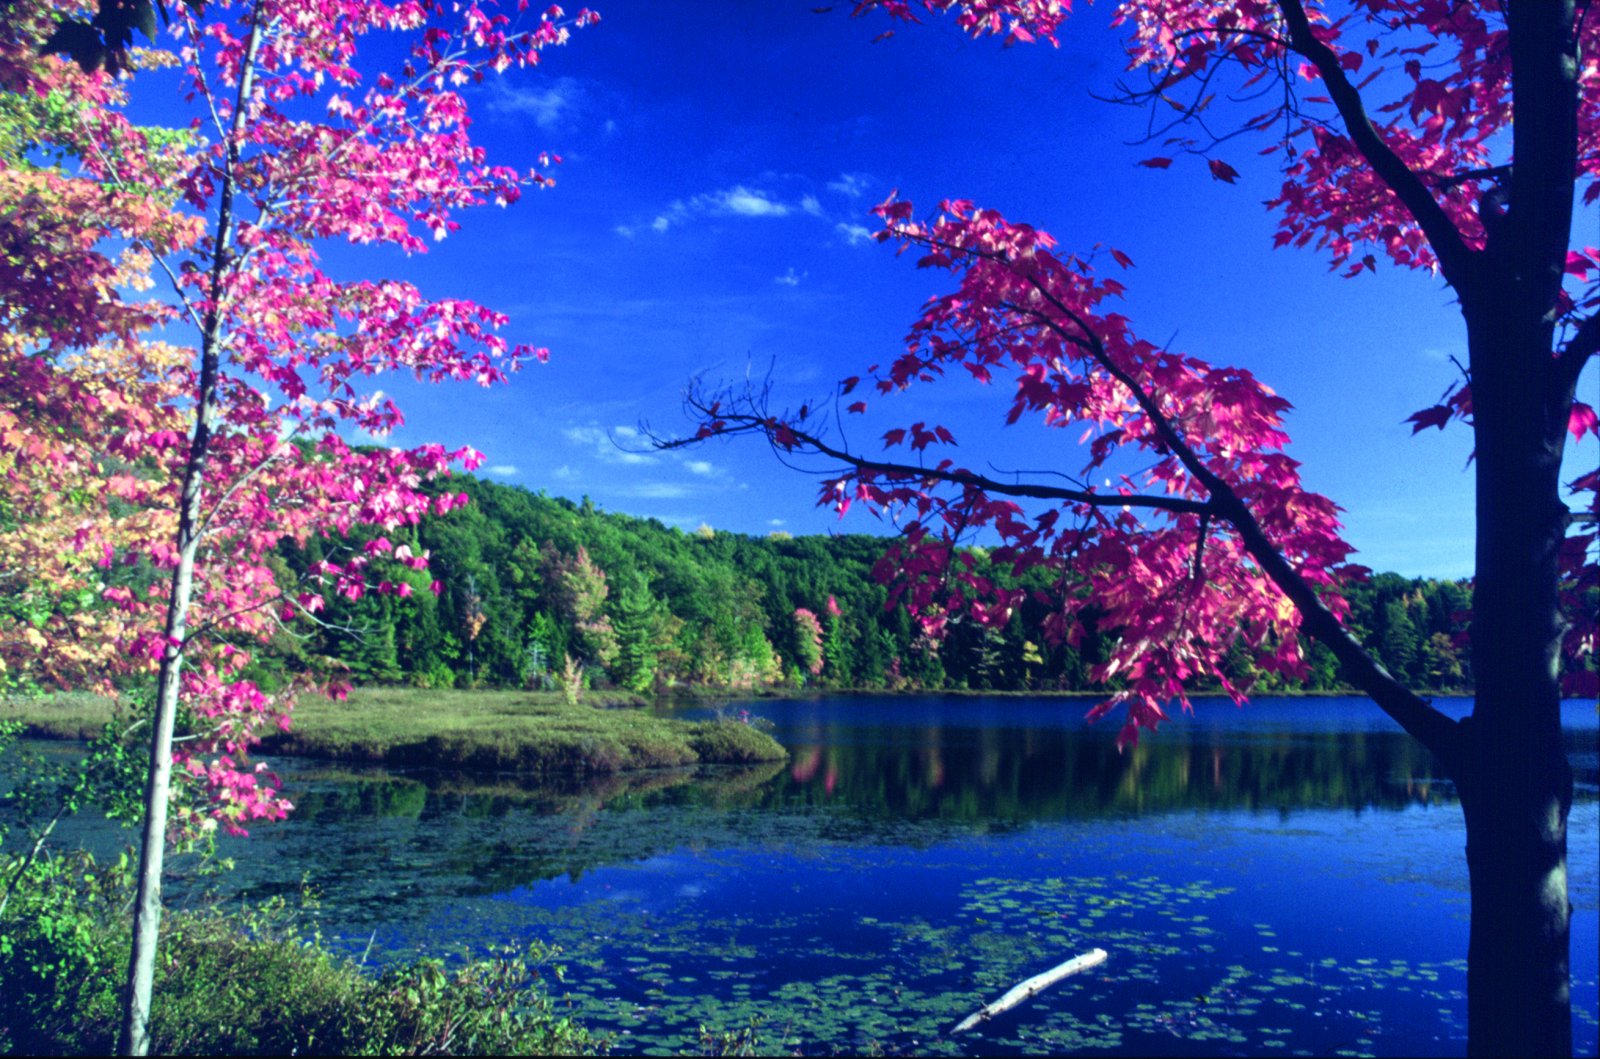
[[183, 696, 1597, 1055]]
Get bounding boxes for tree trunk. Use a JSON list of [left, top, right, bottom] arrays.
[[115, 527, 203, 1056], [1460, 292, 1576, 1055], [1458, 748, 1574, 1059], [117, 232, 227, 1057], [116, 14, 262, 1052]]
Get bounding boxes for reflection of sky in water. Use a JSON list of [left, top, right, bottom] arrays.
[[39, 696, 1598, 1055]]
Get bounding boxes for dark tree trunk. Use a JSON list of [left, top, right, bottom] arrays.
[[1453, 6, 1582, 1052], [1459, 244, 1577, 1059]]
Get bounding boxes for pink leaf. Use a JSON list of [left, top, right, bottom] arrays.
[[1208, 159, 1240, 184], [1569, 402, 1599, 441]]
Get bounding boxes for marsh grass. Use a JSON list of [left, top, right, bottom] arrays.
[[0, 690, 122, 740], [2, 688, 786, 773]]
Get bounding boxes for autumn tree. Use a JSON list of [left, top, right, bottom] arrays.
[[670, 2, 1597, 1054], [2, 0, 592, 1052], [547, 545, 620, 672], [792, 606, 825, 678]]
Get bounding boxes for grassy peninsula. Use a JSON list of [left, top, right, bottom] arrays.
[[3, 688, 786, 773]]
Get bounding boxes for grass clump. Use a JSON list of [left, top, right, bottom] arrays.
[[683, 720, 793, 765], [0, 850, 605, 1056]]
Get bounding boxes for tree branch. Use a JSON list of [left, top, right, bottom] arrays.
[[1559, 310, 1599, 388], [664, 403, 1215, 517], [995, 254, 1465, 766], [1275, 0, 1478, 292]]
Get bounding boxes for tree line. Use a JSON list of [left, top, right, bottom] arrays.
[[265, 474, 1486, 697]]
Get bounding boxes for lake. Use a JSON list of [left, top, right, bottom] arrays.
[[188, 695, 1599, 1056]]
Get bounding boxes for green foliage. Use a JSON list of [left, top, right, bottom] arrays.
[[0, 849, 131, 1054], [274, 476, 1488, 696], [683, 718, 793, 766], [0, 852, 605, 1055]]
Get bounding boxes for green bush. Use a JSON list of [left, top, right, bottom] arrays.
[[0, 849, 128, 1055], [0, 852, 605, 1056]]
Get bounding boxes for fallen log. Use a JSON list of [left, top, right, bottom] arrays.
[[951, 947, 1109, 1033]]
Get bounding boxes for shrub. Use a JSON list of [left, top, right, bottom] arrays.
[[0, 852, 604, 1056]]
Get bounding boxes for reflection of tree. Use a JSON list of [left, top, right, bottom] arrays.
[[760, 724, 1600, 822], [289, 762, 786, 826], [213, 728, 1593, 928]]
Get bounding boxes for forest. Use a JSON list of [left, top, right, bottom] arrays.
[[273, 473, 1483, 698]]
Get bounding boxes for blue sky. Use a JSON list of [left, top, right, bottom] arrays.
[[182, 3, 1600, 577]]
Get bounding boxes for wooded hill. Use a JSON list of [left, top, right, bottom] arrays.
[[263, 475, 1483, 697]]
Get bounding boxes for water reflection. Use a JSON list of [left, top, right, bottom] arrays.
[[769, 723, 1464, 820], [280, 709, 1478, 842], [710, 694, 1598, 823], [138, 695, 1596, 1056], [201, 697, 1597, 916]]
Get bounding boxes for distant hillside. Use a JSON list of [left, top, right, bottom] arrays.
[[271, 474, 1481, 696]]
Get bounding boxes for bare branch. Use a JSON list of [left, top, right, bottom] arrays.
[[661, 400, 1214, 517]]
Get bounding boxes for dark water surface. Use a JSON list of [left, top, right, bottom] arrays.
[[194, 695, 1599, 1055]]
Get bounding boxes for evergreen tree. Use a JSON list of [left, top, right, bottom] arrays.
[[1381, 598, 1421, 685]]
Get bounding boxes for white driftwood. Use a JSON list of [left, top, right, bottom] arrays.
[[951, 948, 1108, 1033]]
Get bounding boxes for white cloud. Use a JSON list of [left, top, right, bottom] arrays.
[[767, 518, 786, 526], [603, 118, 618, 135], [715, 186, 789, 217], [775, 267, 805, 287], [552, 464, 578, 480], [647, 185, 792, 235], [800, 194, 824, 217], [614, 224, 636, 238], [685, 459, 714, 476], [563, 424, 657, 465], [483, 77, 581, 130], [487, 464, 519, 477], [618, 482, 692, 500], [827, 172, 872, 198], [836, 222, 874, 246]]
